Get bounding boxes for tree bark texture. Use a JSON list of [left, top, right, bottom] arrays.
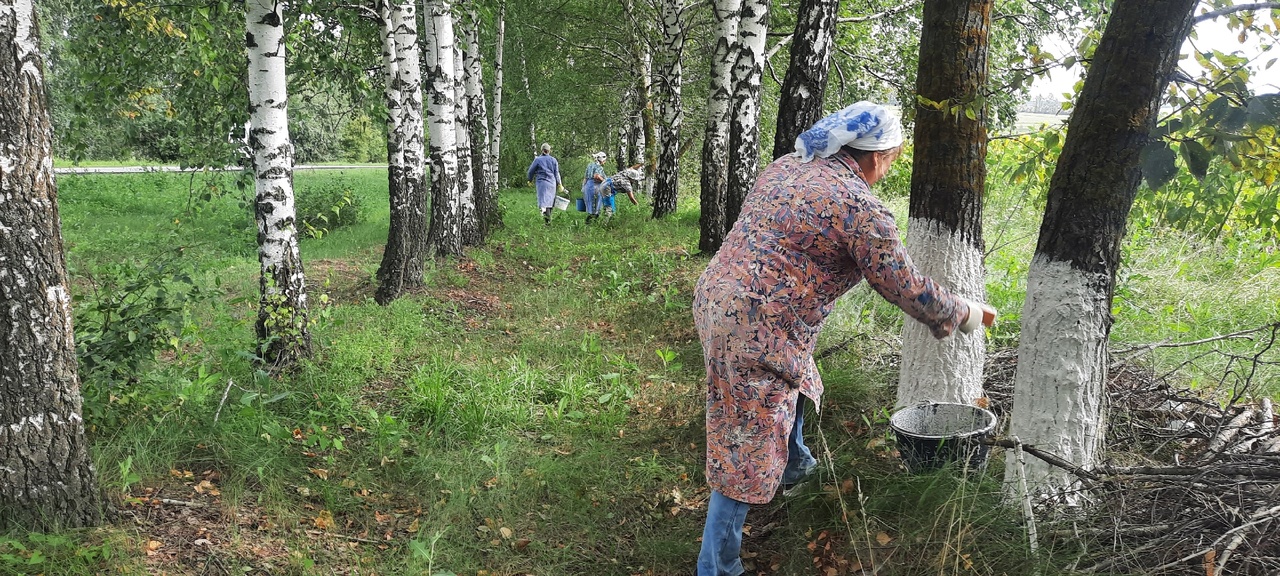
[[770, 0, 836, 160], [424, 0, 463, 259], [462, 1, 497, 242], [897, 0, 991, 409], [246, 0, 311, 365], [651, 0, 685, 219], [488, 0, 504, 204], [375, 0, 428, 305], [453, 44, 478, 247], [697, 0, 741, 254], [0, 0, 104, 531], [1005, 0, 1198, 497], [724, 0, 769, 233]]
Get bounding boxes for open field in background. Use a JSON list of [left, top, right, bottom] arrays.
[[2, 160, 1277, 574]]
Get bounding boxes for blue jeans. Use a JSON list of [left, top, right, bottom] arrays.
[[698, 396, 817, 576]]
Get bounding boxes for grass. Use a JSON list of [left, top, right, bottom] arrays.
[[2, 159, 1277, 575]]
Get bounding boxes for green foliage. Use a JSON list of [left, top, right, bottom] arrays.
[[338, 114, 386, 163], [0, 532, 119, 574], [73, 254, 212, 387], [296, 178, 366, 238]]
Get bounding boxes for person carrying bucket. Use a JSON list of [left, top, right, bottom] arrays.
[[526, 143, 566, 226], [691, 101, 996, 576]]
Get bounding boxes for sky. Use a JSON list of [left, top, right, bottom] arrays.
[[1032, 5, 1280, 99]]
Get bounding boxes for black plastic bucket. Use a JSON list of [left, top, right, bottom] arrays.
[[889, 402, 998, 472]]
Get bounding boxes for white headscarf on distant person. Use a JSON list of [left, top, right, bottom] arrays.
[[793, 101, 904, 162]]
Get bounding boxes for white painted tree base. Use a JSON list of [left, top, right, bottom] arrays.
[[1004, 255, 1109, 500], [896, 218, 986, 409]]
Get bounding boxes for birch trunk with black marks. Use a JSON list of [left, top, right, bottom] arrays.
[[697, 0, 741, 253], [453, 44, 477, 246], [770, 0, 836, 160], [246, 0, 310, 365], [651, 0, 685, 219], [488, 0, 504, 199], [0, 0, 103, 530], [516, 26, 536, 154], [1005, 0, 1197, 498], [724, 0, 769, 232], [375, 0, 428, 305], [462, 0, 496, 242], [424, 0, 462, 259], [896, 0, 991, 409]]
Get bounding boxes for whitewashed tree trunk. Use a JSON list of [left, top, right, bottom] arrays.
[[423, 0, 462, 258], [0, 0, 103, 530], [697, 0, 741, 253], [488, 0, 504, 197], [1005, 0, 1197, 498], [454, 43, 477, 245], [651, 0, 685, 218], [246, 0, 311, 364], [896, 0, 991, 409], [375, 0, 428, 304], [462, 0, 496, 241], [724, 0, 769, 231]]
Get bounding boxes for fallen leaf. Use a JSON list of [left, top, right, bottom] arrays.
[[875, 532, 892, 546], [500, 527, 513, 539], [309, 468, 330, 480], [1204, 550, 1217, 576], [314, 510, 335, 531], [145, 540, 162, 556], [515, 537, 531, 550]]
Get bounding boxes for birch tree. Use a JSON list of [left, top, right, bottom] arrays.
[[461, 0, 497, 242], [1005, 0, 1198, 497], [697, 0, 742, 253], [423, 0, 463, 258], [0, 0, 103, 530], [246, 0, 311, 364], [374, 0, 428, 305], [488, 0, 505, 204], [770, 0, 836, 160], [723, 0, 769, 231], [454, 44, 478, 246], [896, 0, 991, 409], [651, 0, 685, 219]]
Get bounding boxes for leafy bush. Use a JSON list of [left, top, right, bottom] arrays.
[[295, 179, 365, 238], [74, 254, 211, 387]]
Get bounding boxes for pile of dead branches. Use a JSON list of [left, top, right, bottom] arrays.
[[986, 322, 1280, 575]]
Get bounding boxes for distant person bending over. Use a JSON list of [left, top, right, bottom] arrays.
[[581, 151, 607, 224], [595, 165, 643, 222], [526, 143, 565, 225], [692, 101, 996, 576]]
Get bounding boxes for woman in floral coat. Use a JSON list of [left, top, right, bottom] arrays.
[[693, 102, 995, 576]]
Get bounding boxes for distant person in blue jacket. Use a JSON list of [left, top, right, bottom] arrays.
[[581, 152, 607, 224], [526, 143, 565, 225]]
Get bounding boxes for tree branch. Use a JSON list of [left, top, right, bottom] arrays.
[[1193, 2, 1280, 24], [837, 0, 922, 24]]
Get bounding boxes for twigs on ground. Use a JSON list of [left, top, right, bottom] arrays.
[[981, 321, 1280, 574]]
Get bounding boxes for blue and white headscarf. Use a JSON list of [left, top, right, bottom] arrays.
[[793, 101, 903, 162]]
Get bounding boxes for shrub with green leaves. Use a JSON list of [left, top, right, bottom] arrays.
[[295, 179, 365, 238]]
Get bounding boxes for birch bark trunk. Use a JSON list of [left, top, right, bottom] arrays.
[[375, 0, 428, 304], [770, 0, 836, 160], [651, 0, 685, 219], [723, 0, 769, 232], [423, 0, 463, 258], [488, 0, 504, 202], [697, 0, 741, 254], [462, 0, 496, 242], [246, 0, 311, 364], [454, 43, 477, 246], [0, 0, 103, 530]]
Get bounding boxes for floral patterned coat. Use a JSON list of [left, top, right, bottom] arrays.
[[693, 149, 969, 504]]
